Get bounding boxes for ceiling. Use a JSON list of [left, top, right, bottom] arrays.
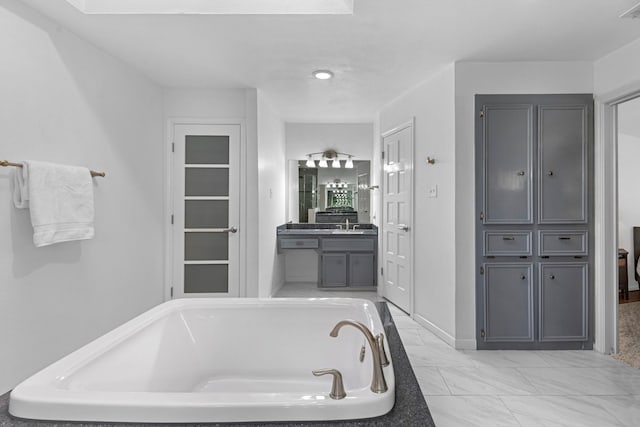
[[20, 0, 640, 122]]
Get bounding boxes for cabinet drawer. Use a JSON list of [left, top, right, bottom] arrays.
[[483, 231, 532, 256], [279, 238, 319, 249], [538, 231, 588, 256], [322, 238, 374, 252]]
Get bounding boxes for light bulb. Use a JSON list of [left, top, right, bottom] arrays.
[[332, 158, 341, 168], [305, 156, 315, 167], [345, 156, 354, 168], [318, 158, 328, 168]]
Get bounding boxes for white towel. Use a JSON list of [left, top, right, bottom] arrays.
[[12, 160, 95, 247]]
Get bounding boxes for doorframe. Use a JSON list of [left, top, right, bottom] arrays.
[[164, 118, 247, 301], [380, 118, 415, 316], [596, 85, 640, 354]]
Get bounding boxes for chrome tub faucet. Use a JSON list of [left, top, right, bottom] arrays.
[[329, 320, 388, 393]]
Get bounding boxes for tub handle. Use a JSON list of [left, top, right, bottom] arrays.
[[312, 368, 346, 400], [377, 333, 390, 367]]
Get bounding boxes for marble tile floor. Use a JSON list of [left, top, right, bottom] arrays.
[[274, 284, 640, 427], [392, 306, 640, 427]]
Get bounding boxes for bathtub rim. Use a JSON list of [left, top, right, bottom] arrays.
[[9, 297, 395, 423]]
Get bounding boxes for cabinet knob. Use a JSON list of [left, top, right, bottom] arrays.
[[550, 274, 555, 280], [547, 171, 554, 176], [520, 275, 526, 280], [517, 171, 525, 176]]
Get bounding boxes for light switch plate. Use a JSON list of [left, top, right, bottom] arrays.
[[428, 185, 438, 198]]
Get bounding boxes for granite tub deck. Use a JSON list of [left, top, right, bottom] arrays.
[[0, 302, 434, 427]]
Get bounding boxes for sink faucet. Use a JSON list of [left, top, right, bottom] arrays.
[[345, 219, 350, 230], [353, 224, 360, 230], [329, 320, 388, 393]]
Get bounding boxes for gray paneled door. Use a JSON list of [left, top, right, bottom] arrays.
[[538, 105, 589, 224], [172, 124, 240, 298], [482, 104, 533, 224], [476, 94, 593, 350]]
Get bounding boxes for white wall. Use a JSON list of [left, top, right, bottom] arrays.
[[163, 88, 260, 297], [379, 65, 457, 342], [256, 91, 286, 297], [617, 132, 640, 292], [594, 37, 640, 99], [454, 61, 594, 347], [0, 0, 164, 394], [285, 123, 374, 161]]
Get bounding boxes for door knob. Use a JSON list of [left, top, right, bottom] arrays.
[[397, 224, 409, 232]]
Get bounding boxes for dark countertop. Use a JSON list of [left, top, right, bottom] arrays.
[[0, 302, 434, 427], [277, 224, 378, 237]]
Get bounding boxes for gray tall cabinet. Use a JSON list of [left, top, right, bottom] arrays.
[[475, 94, 593, 350]]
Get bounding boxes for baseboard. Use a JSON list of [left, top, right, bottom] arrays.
[[413, 313, 477, 350], [270, 280, 285, 298], [454, 338, 477, 350]]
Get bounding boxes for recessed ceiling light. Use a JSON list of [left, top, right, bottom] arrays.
[[313, 70, 334, 80]]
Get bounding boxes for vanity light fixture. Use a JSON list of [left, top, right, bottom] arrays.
[[313, 70, 334, 80], [304, 149, 354, 169]]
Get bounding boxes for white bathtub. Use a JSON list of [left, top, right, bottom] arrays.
[[9, 298, 395, 423]]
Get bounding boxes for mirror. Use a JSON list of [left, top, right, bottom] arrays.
[[290, 160, 371, 223]]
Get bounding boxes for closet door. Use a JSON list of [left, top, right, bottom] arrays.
[[482, 104, 534, 224], [538, 105, 589, 224]]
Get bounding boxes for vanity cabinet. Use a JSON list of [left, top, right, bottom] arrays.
[[319, 237, 377, 288], [276, 225, 378, 289], [320, 254, 348, 287], [476, 94, 593, 350], [349, 254, 376, 287]]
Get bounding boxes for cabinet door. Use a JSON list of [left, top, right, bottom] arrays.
[[483, 264, 534, 342], [539, 263, 588, 341], [482, 104, 533, 224], [538, 105, 589, 223], [349, 253, 375, 287], [320, 254, 347, 287]]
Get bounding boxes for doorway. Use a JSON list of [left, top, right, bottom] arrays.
[[171, 123, 241, 298], [380, 120, 414, 314], [614, 96, 640, 367]]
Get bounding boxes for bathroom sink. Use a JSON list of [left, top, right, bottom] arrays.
[[331, 230, 366, 234]]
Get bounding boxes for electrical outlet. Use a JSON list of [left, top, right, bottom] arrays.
[[428, 185, 438, 198]]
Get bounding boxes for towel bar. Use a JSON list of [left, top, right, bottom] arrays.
[[0, 160, 105, 177]]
